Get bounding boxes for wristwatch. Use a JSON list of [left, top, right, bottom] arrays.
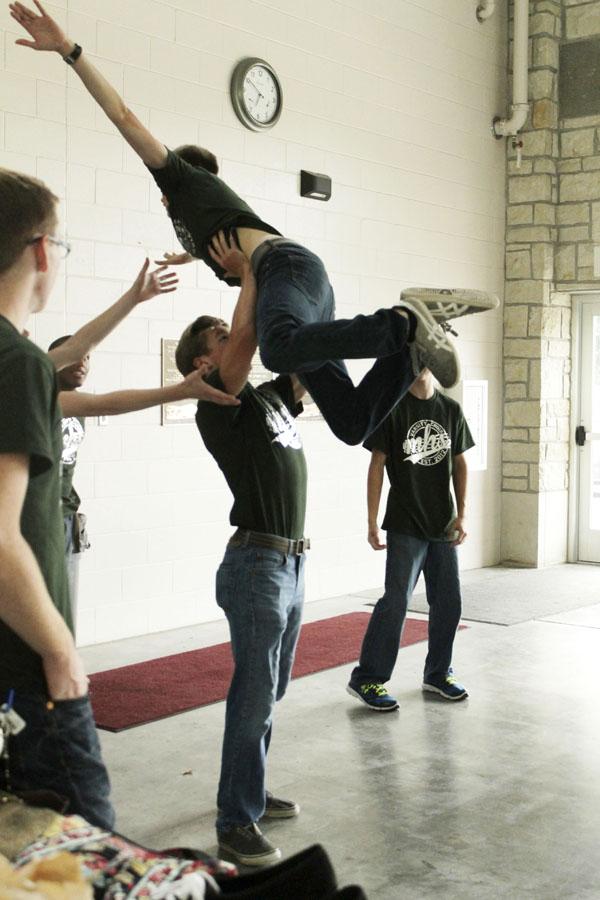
[[63, 43, 82, 65]]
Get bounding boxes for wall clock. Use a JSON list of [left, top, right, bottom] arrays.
[[230, 57, 283, 131]]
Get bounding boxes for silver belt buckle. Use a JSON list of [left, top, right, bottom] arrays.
[[295, 538, 305, 555]]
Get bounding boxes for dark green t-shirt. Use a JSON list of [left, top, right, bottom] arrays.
[[365, 390, 474, 542], [0, 317, 72, 693], [196, 374, 307, 540], [147, 149, 281, 285], [60, 415, 85, 515]]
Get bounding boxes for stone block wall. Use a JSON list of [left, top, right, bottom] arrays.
[[499, 1, 565, 564], [502, 0, 600, 565]]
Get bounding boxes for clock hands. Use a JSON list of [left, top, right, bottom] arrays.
[[247, 77, 264, 100]]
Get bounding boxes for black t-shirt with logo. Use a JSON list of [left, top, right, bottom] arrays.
[[196, 373, 307, 540], [147, 149, 281, 286], [0, 316, 72, 692], [60, 415, 85, 515], [364, 390, 474, 542]]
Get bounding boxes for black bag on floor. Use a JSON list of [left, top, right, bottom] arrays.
[[215, 844, 367, 900]]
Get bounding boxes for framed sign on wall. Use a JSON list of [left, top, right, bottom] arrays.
[[161, 338, 196, 425]]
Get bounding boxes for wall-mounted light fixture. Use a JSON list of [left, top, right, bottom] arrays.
[[300, 170, 332, 201]]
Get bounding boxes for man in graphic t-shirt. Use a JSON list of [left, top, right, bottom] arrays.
[[46, 333, 239, 630], [175, 232, 308, 868], [347, 368, 474, 711], [47, 337, 89, 627]]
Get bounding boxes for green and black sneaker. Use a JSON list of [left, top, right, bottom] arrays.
[[346, 682, 399, 712]]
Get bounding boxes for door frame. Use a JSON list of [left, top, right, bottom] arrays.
[[568, 292, 600, 563]]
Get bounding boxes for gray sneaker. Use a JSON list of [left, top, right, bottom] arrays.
[[218, 822, 282, 866], [262, 790, 300, 819], [399, 299, 461, 388], [401, 287, 499, 326]]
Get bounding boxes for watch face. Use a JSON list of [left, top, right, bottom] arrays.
[[231, 58, 282, 130]]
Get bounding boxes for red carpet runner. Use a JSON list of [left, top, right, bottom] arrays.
[[89, 613, 430, 732]]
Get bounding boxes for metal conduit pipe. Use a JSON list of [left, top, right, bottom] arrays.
[[476, 0, 496, 22], [493, 0, 529, 137]]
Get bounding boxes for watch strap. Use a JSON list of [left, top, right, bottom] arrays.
[[63, 43, 82, 65]]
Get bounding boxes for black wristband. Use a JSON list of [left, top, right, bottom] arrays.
[[63, 43, 82, 65]]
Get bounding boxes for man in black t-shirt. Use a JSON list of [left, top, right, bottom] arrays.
[[47, 337, 89, 631], [347, 369, 474, 711], [0, 169, 116, 829], [12, 5, 512, 448], [47, 334, 239, 630], [0, 168, 237, 827], [176, 233, 308, 868]]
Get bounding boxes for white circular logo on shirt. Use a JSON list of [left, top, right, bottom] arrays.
[[402, 419, 451, 466], [61, 417, 85, 465]]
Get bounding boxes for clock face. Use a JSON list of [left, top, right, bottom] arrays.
[[243, 64, 279, 125], [231, 58, 282, 131]]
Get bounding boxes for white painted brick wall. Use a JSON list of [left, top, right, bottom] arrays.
[[1, 0, 506, 645]]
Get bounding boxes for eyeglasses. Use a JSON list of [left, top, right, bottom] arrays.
[[26, 235, 71, 259]]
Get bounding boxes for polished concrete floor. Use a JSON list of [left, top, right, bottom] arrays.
[[81, 565, 600, 899]]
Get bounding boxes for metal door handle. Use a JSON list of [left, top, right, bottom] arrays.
[[575, 425, 587, 447]]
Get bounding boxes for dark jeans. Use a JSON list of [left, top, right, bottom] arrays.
[[254, 241, 415, 445], [215, 543, 305, 832], [350, 531, 462, 686], [1, 692, 115, 830]]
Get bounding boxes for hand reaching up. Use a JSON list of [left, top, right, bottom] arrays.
[[127, 259, 178, 305], [153, 251, 194, 267], [10, 0, 70, 54]]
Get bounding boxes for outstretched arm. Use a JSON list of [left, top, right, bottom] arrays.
[[48, 260, 177, 371], [59, 365, 240, 416], [367, 450, 387, 550], [10, 0, 167, 167]]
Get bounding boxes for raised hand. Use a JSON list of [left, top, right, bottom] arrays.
[[208, 230, 249, 279], [153, 250, 193, 267], [128, 258, 178, 305], [9, 0, 70, 54]]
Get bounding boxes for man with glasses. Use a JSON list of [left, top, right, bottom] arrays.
[[0, 168, 237, 826], [28, 233, 70, 257]]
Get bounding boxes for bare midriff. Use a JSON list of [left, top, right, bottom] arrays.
[[236, 227, 286, 261]]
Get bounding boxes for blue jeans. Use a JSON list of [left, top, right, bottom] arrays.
[[254, 241, 416, 445], [350, 531, 462, 686], [215, 543, 305, 832], [2, 692, 115, 830]]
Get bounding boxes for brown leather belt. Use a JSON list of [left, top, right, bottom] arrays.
[[228, 528, 310, 556]]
